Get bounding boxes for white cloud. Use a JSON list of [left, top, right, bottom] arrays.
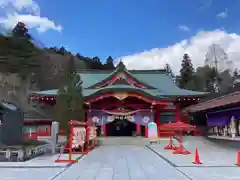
[[217, 9, 228, 18], [0, 0, 62, 33], [178, 25, 190, 32], [1, 0, 40, 15], [0, 13, 62, 33], [119, 30, 240, 75]]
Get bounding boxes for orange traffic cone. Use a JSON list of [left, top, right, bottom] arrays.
[[192, 148, 202, 164], [235, 150, 240, 166]]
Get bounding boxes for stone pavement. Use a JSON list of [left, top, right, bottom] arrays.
[[1, 144, 240, 180], [54, 146, 190, 180], [0, 167, 66, 180], [149, 136, 238, 167], [0, 154, 83, 168], [178, 167, 240, 180]]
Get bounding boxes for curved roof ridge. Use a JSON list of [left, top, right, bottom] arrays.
[[129, 69, 167, 74], [77, 68, 167, 74]]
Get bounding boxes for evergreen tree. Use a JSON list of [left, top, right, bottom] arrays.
[[58, 46, 67, 55], [0, 25, 39, 80], [91, 56, 103, 69], [164, 63, 175, 81], [53, 56, 85, 133], [12, 22, 31, 39], [104, 56, 115, 70], [179, 53, 194, 89]]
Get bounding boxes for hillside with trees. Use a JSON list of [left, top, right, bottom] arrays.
[[1, 22, 116, 89], [0, 22, 116, 114]]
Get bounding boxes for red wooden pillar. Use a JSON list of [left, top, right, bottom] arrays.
[[145, 125, 148, 138], [136, 124, 140, 136]]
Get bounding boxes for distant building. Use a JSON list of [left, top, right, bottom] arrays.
[[23, 110, 53, 139], [183, 75, 240, 137]]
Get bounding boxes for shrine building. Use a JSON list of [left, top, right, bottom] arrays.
[[183, 77, 240, 138], [29, 62, 205, 137]]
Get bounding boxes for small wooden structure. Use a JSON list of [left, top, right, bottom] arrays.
[[55, 120, 97, 163], [159, 121, 196, 155]]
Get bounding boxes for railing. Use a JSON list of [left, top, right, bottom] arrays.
[[0, 144, 52, 162]]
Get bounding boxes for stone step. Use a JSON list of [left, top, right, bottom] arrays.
[[98, 137, 150, 146]]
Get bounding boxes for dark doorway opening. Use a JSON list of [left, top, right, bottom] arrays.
[[96, 125, 101, 136], [140, 125, 146, 136], [106, 119, 136, 136]]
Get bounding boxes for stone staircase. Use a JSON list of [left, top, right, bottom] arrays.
[[97, 137, 150, 146]]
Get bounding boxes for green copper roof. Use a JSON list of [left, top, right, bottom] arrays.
[[77, 70, 205, 96], [84, 84, 167, 98], [33, 84, 168, 99], [33, 62, 206, 98]]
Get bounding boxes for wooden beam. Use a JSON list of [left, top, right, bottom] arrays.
[[91, 103, 151, 109]]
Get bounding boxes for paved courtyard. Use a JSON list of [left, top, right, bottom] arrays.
[[149, 136, 238, 167], [54, 146, 190, 180], [1, 143, 240, 180]]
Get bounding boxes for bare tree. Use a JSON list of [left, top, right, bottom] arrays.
[[205, 44, 233, 73], [204, 44, 233, 92]]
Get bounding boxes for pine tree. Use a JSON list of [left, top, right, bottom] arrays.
[[0, 24, 39, 79], [164, 63, 175, 81], [179, 53, 194, 89], [104, 56, 115, 70], [91, 56, 103, 69], [58, 46, 67, 55], [12, 22, 31, 39], [53, 56, 85, 133]]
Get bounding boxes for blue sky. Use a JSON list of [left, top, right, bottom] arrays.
[[1, 0, 240, 73], [31, 0, 238, 60]]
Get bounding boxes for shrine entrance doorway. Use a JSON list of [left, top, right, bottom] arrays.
[[106, 118, 136, 136]]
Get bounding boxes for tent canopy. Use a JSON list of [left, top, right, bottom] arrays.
[[159, 121, 196, 131]]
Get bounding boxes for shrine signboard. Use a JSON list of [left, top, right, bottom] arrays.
[[72, 127, 86, 148], [147, 122, 158, 140]]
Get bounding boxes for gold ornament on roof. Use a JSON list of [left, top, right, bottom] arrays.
[[116, 72, 126, 79], [113, 92, 128, 100]]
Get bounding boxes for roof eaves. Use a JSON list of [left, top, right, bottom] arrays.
[[185, 91, 240, 112], [84, 86, 168, 100]]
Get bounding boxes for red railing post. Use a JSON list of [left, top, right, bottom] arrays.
[[69, 123, 73, 161]]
